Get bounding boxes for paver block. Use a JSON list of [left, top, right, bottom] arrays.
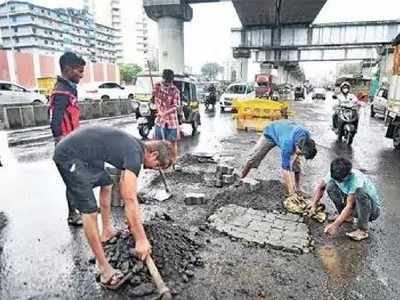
[[208, 204, 312, 254], [184, 193, 207, 205], [223, 174, 235, 185], [240, 178, 261, 191]]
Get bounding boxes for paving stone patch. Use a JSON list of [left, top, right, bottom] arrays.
[[208, 204, 312, 254]]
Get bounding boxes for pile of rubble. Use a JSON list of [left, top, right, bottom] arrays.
[[100, 217, 204, 297], [209, 179, 287, 213]]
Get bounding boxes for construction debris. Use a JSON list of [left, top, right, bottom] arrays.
[[283, 194, 326, 223], [184, 193, 207, 205], [99, 217, 204, 296]]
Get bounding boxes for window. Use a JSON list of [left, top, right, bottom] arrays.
[[44, 39, 48, 44], [31, 16, 35, 21], [10, 5, 15, 12], [10, 84, 25, 92], [14, 27, 18, 33], [14, 37, 19, 43], [41, 9, 45, 13], [228, 85, 246, 94], [12, 16, 17, 23], [32, 28, 36, 33], [0, 83, 12, 91]]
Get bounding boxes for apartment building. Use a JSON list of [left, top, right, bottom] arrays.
[[85, 0, 150, 66], [0, 0, 121, 63]]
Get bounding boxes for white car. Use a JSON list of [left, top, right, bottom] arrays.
[[79, 81, 134, 101], [220, 83, 255, 112], [371, 87, 388, 118], [0, 81, 46, 105]]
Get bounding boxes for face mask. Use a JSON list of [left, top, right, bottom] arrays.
[[342, 88, 349, 93]]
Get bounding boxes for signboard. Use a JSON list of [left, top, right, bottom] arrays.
[[233, 48, 250, 59]]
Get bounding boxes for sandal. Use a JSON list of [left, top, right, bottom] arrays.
[[100, 270, 131, 290], [101, 231, 121, 246], [346, 230, 369, 241], [67, 214, 83, 226]]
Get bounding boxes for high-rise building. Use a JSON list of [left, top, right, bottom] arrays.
[[0, 0, 121, 63], [86, 0, 149, 67]]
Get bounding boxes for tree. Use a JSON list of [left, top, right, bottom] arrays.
[[201, 62, 224, 80], [119, 63, 142, 84]]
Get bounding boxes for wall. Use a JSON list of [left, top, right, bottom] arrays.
[[1, 99, 136, 129], [0, 50, 120, 88]]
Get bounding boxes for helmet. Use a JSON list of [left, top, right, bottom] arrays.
[[340, 81, 351, 89]]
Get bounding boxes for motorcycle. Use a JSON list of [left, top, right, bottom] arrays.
[[332, 101, 359, 145], [385, 103, 400, 150], [137, 101, 157, 139], [205, 91, 217, 112]]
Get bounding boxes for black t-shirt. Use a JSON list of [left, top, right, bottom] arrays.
[[54, 126, 145, 176]]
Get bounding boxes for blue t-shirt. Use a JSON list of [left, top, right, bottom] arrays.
[[263, 120, 310, 171], [324, 169, 381, 208]]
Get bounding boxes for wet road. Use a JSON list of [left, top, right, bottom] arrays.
[[0, 97, 399, 299]]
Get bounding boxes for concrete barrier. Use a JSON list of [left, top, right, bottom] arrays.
[[1, 99, 136, 129]]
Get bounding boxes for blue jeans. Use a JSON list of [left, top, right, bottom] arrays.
[[154, 125, 178, 142], [326, 181, 380, 230]]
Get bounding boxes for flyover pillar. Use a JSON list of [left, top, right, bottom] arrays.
[[239, 58, 248, 82], [144, 1, 193, 74]]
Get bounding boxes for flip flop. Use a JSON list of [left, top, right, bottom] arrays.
[[101, 231, 121, 246], [346, 230, 369, 241], [100, 270, 131, 290], [67, 214, 83, 226]]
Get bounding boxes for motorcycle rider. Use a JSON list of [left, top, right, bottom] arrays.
[[206, 83, 217, 111], [332, 81, 359, 132]]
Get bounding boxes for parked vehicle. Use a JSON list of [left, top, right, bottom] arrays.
[[332, 100, 359, 145], [79, 81, 134, 101], [135, 75, 201, 139], [312, 88, 326, 100], [0, 81, 46, 105], [370, 87, 388, 118], [294, 86, 305, 101], [385, 75, 400, 149], [220, 83, 255, 112]]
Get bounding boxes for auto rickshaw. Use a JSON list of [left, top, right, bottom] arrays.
[[134, 74, 201, 139]]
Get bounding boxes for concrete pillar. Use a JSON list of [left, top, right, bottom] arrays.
[[239, 58, 248, 82], [6, 50, 16, 83], [144, 1, 192, 75], [158, 17, 184, 74]]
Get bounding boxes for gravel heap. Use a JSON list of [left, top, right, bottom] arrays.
[[209, 179, 286, 213], [101, 217, 204, 297]]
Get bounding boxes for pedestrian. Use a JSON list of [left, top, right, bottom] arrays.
[[307, 157, 380, 241], [241, 120, 317, 195], [50, 52, 86, 226], [153, 69, 180, 164], [53, 126, 173, 289]]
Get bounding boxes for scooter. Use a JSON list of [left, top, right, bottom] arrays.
[[205, 91, 216, 112], [332, 102, 359, 145], [137, 101, 157, 139]]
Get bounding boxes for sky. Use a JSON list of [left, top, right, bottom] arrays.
[[2, 0, 400, 78]]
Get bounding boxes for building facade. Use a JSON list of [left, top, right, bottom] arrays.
[[86, 0, 149, 67], [0, 1, 121, 63]]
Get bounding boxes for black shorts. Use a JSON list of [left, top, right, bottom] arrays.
[[54, 158, 113, 214]]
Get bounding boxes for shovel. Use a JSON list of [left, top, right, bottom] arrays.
[[145, 255, 173, 300]]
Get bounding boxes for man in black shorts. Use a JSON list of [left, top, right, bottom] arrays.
[[53, 126, 173, 289]]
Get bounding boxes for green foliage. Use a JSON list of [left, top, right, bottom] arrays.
[[119, 63, 142, 84], [201, 62, 224, 80]]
